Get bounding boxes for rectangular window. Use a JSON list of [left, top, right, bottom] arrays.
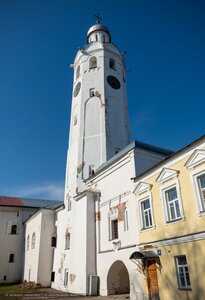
[[124, 208, 129, 231], [197, 174, 205, 211], [89, 88, 95, 97], [111, 219, 118, 240], [51, 271, 55, 282], [175, 255, 191, 289], [64, 269, 68, 286], [165, 187, 181, 221], [65, 234, 70, 250], [141, 198, 153, 228]]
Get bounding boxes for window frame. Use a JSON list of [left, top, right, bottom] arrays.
[[191, 169, 205, 214], [108, 208, 119, 241], [175, 255, 191, 290], [139, 197, 153, 229], [161, 182, 184, 223], [110, 219, 118, 240]]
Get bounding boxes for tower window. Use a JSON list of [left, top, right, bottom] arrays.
[[89, 56, 97, 69], [111, 219, 118, 240], [31, 232, 36, 249], [76, 65, 80, 79], [8, 253, 14, 263], [109, 58, 116, 70], [11, 224, 17, 234], [90, 88, 95, 97]]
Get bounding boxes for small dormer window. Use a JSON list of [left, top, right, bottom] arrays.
[[76, 65, 80, 80], [109, 58, 116, 70], [89, 56, 97, 69]]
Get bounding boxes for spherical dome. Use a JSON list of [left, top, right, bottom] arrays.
[[87, 24, 111, 43]]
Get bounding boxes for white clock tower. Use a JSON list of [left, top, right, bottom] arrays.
[[65, 19, 131, 198], [52, 19, 132, 295]]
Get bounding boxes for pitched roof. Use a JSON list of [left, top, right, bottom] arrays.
[[0, 195, 63, 210], [133, 134, 205, 182]]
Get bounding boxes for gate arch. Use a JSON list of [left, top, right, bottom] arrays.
[[107, 260, 130, 295]]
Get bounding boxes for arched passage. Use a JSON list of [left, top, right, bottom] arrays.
[[107, 260, 130, 295]]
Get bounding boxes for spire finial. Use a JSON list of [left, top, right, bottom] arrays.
[[94, 13, 102, 24]]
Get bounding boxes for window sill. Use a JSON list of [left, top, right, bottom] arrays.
[[140, 225, 156, 232], [165, 217, 185, 225], [198, 210, 205, 216], [178, 288, 192, 291]]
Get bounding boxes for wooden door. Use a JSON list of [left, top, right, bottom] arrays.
[[147, 260, 159, 300]]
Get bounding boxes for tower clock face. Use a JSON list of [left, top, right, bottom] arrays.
[[107, 75, 121, 89], [74, 82, 81, 97]]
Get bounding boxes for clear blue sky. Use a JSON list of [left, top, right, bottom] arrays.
[[0, 0, 205, 200]]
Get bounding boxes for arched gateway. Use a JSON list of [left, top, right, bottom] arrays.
[[107, 260, 130, 295]]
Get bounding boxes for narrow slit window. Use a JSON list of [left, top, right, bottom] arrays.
[[109, 58, 116, 70], [76, 65, 80, 79], [31, 232, 36, 249]]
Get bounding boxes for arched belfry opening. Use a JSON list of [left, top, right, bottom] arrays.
[[107, 260, 130, 295]]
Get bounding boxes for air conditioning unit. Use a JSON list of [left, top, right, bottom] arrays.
[[89, 274, 99, 295]]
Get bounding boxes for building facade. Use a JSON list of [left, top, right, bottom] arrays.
[[133, 136, 205, 300], [0, 196, 62, 285]]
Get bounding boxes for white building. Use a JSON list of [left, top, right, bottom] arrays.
[[22, 20, 174, 299], [0, 196, 62, 285]]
